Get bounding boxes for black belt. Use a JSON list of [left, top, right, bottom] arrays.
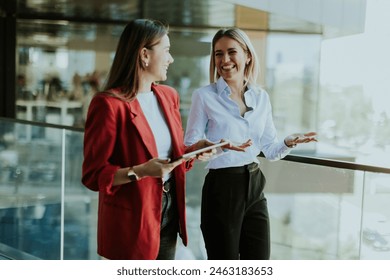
[[209, 162, 259, 174], [163, 177, 175, 193]]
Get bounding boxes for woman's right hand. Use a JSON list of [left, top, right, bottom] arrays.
[[133, 158, 184, 179]]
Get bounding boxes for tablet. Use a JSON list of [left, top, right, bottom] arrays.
[[176, 141, 230, 161]]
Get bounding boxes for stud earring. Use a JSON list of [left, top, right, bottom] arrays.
[[145, 62, 149, 67]]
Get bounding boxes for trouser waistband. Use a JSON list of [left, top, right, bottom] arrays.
[[209, 162, 259, 174]]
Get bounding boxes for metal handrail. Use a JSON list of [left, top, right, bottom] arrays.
[[2, 116, 390, 174], [0, 116, 84, 132], [283, 154, 390, 174]]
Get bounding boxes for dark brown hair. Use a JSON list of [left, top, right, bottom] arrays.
[[104, 19, 168, 100]]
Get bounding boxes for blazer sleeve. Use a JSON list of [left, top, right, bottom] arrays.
[[82, 94, 121, 193]]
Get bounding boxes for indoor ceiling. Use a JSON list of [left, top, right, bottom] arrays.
[[17, 0, 235, 26], [14, 0, 322, 52], [16, 0, 322, 32]]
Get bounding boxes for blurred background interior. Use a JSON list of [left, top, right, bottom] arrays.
[[1, 0, 390, 260]]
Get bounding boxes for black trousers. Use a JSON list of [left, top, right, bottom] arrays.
[[201, 162, 270, 260], [156, 178, 178, 260]]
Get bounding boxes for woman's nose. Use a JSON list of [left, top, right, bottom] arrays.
[[222, 53, 230, 62]]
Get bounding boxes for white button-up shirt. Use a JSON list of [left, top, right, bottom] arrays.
[[184, 77, 291, 169]]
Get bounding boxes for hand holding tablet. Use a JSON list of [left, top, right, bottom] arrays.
[[177, 141, 230, 161], [173, 139, 253, 162]]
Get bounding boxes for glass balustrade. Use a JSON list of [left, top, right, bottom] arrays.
[[1, 117, 389, 260], [0, 118, 98, 260]]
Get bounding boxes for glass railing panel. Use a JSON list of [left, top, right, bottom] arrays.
[[258, 157, 364, 259], [0, 118, 98, 260], [63, 130, 98, 260], [0, 120, 63, 259], [178, 162, 209, 260], [360, 171, 390, 259], [2, 118, 389, 260], [182, 157, 366, 260]]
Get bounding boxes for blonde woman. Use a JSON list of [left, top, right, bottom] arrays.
[[185, 28, 317, 260]]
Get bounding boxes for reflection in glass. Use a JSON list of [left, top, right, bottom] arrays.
[[0, 119, 97, 260], [361, 172, 390, 259], [259, 157, 364, 259]]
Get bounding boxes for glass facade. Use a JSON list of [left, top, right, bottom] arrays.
[[14, 23, 323, 138], [15, 20, 121, 128]]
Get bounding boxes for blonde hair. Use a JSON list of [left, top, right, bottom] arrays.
[[209, 28, 259, 87]]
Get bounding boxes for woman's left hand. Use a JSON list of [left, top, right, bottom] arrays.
[[284, 132, 318, 148], [221, 139, 252, 151]]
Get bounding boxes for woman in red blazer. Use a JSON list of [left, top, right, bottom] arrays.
[[82, 19, 211, 260]]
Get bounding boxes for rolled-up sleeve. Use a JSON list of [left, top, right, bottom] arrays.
[[260, 102, 291, 161], [82, 95, 120, 194]]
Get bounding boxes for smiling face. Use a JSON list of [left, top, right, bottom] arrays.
[[142, 34, 174, 83], [213, 36, 251, 84]]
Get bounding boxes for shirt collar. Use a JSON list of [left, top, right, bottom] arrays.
[[216, 77, 229, 96], [216, 76, 254, 96]]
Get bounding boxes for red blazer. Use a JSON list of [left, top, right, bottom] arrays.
[[82, 84, 191, 259]]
